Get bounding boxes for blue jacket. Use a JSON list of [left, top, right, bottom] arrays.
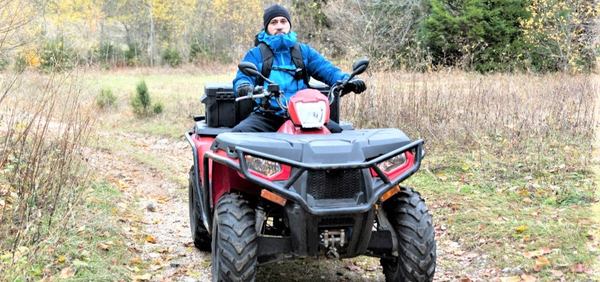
[[233, 31, 348, 114]]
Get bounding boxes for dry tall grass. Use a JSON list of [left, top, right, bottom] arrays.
[[342, 71, 597, 197], [344, 72, 596, 151], [0, 71, 94, 272]]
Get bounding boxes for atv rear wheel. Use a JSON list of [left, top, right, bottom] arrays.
[[211, 193, 258, 282], [189, 166, 211, 251], [381, 187, 436, 282]]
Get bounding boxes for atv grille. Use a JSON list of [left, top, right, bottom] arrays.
[[307, 169, 364, 200]]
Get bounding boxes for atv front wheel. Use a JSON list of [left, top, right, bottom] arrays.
[[211, 193, 258, 282], [381, 187, 436, 282], [189, 166, 211, 251]]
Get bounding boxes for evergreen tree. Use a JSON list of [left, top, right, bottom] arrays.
[[419, 0, 530, 72]]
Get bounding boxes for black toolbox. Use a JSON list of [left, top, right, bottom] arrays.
[[202, 83, 253, 128]]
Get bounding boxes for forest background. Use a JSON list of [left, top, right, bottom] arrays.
[[1, 0, 598, 73]]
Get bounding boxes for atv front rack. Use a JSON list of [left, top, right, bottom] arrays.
[[203, 138, 424, 216]]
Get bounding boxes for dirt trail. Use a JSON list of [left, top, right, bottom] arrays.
[[87, 131, 494, 281]]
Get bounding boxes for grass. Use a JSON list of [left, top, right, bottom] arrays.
[[83, 69, 232, 138], [406, 147, 596, 279], [0, 181, 136, 280]]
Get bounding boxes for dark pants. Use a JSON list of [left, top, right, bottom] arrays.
[[232, 112, 342, 133]]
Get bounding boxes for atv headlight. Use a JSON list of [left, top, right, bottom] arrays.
[[377, 153, 407, 173], [245, 155, 281, 177], [294, 101, 327, 128]]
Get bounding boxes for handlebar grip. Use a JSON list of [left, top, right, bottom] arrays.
[[235, 95, 252, 102]]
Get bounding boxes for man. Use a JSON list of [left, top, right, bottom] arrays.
[[232, 4, 366, 133]]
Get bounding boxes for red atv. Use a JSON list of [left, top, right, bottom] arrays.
[[186, 59, 436, 282]]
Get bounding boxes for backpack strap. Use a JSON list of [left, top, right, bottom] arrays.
[[257, 43, 274, 87], [290, 44, 310, 86], [256, 42, 309, 87]]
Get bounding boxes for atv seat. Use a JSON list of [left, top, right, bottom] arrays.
[[193, 118, 232, 136]]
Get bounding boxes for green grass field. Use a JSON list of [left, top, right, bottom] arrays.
[[84, 69, 233, 138]]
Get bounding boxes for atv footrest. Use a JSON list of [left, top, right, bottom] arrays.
[[367, 231, 394, 255], [257, 236, 292, 263]]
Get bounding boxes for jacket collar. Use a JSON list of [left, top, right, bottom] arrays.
[[257, 30, 297, 52]]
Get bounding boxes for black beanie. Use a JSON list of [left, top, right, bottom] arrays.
[[263, 4, 291, 32]]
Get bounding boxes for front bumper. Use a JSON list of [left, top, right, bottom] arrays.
[[204, 139, 424, 216]]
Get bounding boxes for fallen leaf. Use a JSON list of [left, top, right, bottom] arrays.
[[55, 255, 67, 264], [515, 225, 528, 233], [97, 243, 110, 251], [60, 267, 75, 278], [345, 263, 361, 272], [157, 196, 170, 204], [116, 179, 129, 190], [499, 276, 520, 282], [132, 273, 152, 281], [550, 269, 563, 277], [533, 256, 550, 272], [436, 173, 448, 181], [129, 257, 142, 266], [152, 258, 164, 265], [521, 274, 537, 282], [461, 164, 470, 171], [459, 277, 471, 282], [571, 263, 585, 273], [145, 235, 157, 244], [523, 247, 552, 258]]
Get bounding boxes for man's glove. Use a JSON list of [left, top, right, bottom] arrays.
[[342, 79, 366, 94], [236, 84, 253, 96]]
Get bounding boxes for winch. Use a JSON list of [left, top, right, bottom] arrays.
[[320, 229, 346, 259]]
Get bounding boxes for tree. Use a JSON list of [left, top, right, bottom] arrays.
[[322, 0, 430, 69], [520, 0, 598, 72], [419, 0, 530, 72]]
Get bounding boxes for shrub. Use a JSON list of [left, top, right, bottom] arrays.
[[0, 56, 8, 71], [418, 0, 529, 72], [94, 42, 125, 67], [162, 47, 182, 67], [96, 88, 117, 109], [0, 73, 94, 277], [189, 42, 207, 63], [13, 55, 27, 73], [39, 38, 76, 72], [152, 102, 164, 114], [130, 81, 164, 117], [125, 43, 141, 66], [131, 80, 151, 116]]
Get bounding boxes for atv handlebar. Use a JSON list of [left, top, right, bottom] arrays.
[[235, 93, 269, 102], [235, 58, 369, 108]]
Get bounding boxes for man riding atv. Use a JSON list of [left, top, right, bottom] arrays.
[[186, 4, 437, 282], [232, 4, 366, 133]]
